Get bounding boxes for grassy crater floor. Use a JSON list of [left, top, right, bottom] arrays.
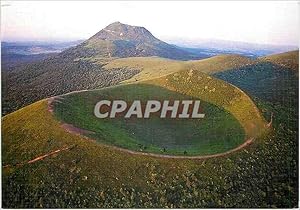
[[53, 84, 246, 156]]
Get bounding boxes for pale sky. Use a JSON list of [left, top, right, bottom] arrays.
[[1, 1, 299, 46]]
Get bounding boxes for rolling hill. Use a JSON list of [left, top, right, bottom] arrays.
[[3, 67, 270, 208], [259, 50, 299, 73], [213, 51, 299, 106]]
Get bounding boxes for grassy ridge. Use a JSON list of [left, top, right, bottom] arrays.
[[213, 62, 298, 107], [143, 70, 267, 138], [102, 54, 257, 84], [259, 50, 299, 72], [102, 57, 186, 83], [187, 54, 257, 74]]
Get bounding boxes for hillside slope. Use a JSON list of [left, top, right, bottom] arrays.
[[187, 54, 257, 74], [259, 50, 299, 73], [214, 53, 299, 106], [2, 57, 139, 115]]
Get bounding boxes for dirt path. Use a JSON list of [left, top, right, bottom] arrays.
[[267, 112, 274, 127], [27, 145, 74, 164], [47, 97, 55, 113], [47, 97, 255, 160], [102, 138, 253, 160], [47, 96, 64, 113], [62, 123, 96, 137], [3, 145, 75, 168], [48, 96, 96, 135]]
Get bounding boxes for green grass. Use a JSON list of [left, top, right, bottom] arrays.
[[53, 84, 245, 156]]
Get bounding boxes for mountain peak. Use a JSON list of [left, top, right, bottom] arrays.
[[65, 22, 205, 60], [105, 21, 123, 28], [90, 22, 158, 43]]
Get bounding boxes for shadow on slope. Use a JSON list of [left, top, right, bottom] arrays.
[[213, 62, 298, 107]]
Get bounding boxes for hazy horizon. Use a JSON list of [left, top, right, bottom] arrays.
[[1, 1, 299, 46]]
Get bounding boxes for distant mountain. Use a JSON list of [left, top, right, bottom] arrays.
[[1, 40, 84, 55], [166, 38, 298, 57], [1, 40, 85, 71], [61, 22, 205, 60]]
